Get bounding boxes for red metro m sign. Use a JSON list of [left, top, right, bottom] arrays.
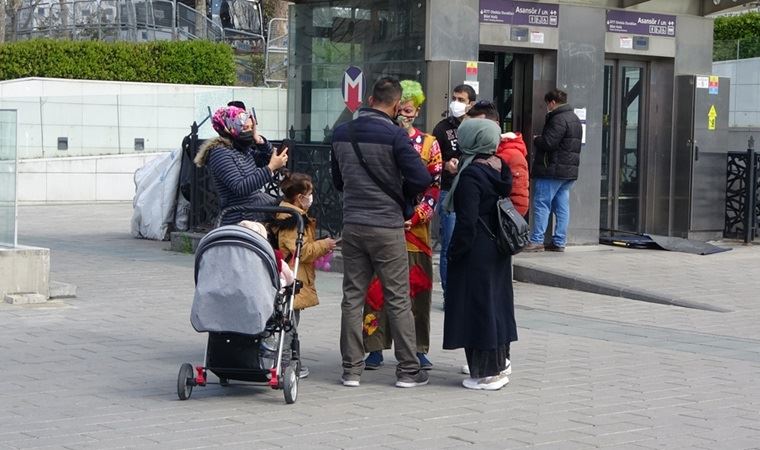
[[343, 66, 365, 113]]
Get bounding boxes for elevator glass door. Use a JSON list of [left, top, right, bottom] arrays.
[[600, 60, 646, 232], [479, 51, 533, 136]]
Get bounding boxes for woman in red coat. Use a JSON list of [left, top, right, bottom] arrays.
[[496, 132, 529, 217], [464, 102, 530, 217]]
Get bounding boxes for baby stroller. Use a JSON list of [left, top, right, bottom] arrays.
[[177, 205, 305, 404]]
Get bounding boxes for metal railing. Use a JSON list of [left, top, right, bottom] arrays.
[[264, 17, 288, 87], [725, 137, 759, 242], [714, 38, 760, 62], [8, 0, 223, 43], [4, 1, 279, 87], [176, 2, 223, 41]]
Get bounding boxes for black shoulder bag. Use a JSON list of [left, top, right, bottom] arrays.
[[347, 121, 414, 220], [479, 197, 530, 255]]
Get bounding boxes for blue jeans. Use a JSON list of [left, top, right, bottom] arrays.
[[530, 178, 575, 247], [437, 191, 456, 298]]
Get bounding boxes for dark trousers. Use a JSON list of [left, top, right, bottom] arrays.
[[340, 223, 420, 378]]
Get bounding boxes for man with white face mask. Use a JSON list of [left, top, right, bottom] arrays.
[[432, 84, 476, 308]]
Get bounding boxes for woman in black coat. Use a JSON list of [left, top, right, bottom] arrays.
[[441, 118, 517, 391]]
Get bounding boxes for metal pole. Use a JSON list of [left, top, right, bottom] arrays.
[[190, 121, 199, 229], [737, 38, 740, 60], [750, 136, 756, 242], [745, 139, 756, 243]]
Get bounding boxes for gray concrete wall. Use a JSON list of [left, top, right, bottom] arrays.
[[674, 15, 713, 76], [713, 58, 760, 128], [556, 5, 607, 245], [426, 0, 479, 61]]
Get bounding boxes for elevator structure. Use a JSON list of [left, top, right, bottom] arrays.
[[287, 0, 749, 243]]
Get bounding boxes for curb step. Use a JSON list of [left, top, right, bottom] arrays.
[[5, 293, 47, 305], [50, 281, 78, 299]]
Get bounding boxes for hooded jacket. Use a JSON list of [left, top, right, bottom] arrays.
[[532, 104, 582, 180], [495, 132, 529, 216], [194, 136, 274, 226]]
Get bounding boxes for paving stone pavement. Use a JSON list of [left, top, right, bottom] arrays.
[[2, 203, 760, 449]]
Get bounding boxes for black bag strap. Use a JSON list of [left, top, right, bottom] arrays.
[[347, 121, 407, 212], [478, 216, 497, 240], [478, 196, 513, 240]]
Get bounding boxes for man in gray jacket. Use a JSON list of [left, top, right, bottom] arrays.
[[331, 77, 433, 388]]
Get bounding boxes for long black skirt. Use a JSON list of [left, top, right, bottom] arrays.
[[465, 343, 510, 378]]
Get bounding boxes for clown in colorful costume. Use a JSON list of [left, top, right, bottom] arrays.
[[363, 80, 442, 370]]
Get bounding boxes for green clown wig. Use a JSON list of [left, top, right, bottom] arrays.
[[400, 80, 426, 108]]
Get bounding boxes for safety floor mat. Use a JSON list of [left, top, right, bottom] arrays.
[[599, 231, 731, 255]]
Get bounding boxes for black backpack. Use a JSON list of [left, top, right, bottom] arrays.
[[479, 197, 530, 255]]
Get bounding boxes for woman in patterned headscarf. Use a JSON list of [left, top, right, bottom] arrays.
[[194, 105, 289, 226]]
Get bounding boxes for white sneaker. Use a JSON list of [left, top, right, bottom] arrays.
[[341, 375, 360, 387], [462, 377, 478, 388], [503, 359, 512, 376], [462, 359, 511, 376], [462, 373, 510, 390]]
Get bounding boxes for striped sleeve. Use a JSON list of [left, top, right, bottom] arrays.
[[207, 149, 273, 197], [250, 138, 273, 167]]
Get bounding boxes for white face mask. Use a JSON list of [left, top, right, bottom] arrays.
[[301, 193, 313, 210], [449, 100, 467, 118]]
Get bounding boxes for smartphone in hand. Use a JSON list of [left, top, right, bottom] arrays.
[[279, 138, 296, 155]]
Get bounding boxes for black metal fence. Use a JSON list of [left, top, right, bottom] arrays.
[[179, 122, 342, 237], [725, 139, 759, 242]]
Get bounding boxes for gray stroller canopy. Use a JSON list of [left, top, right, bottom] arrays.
[[191, 225, 280, 336]]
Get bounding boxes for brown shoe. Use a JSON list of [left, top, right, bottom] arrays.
[[523, 243, 545, 252], [545, 243, 565, 252]]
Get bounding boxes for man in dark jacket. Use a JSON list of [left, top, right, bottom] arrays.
[[432, 84, 475, 302], [525, 89, 582, 252], [331, 77, 433, 388]]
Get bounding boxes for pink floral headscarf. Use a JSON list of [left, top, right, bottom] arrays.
[[211, 106, 249, 138]]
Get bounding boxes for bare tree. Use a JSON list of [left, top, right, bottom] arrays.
[[1, 0, 7, 43], [263, 0, 288, 39], [195, 0, 206, 38], [1, 0, 27, 42], [59, 0, 69, 39]]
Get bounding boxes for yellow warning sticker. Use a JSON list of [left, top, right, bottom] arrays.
[[708, 105, 717, 131]]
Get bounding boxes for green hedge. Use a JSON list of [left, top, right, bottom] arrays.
[[714, 12, 760, 61], [0, 39, 236, 85]]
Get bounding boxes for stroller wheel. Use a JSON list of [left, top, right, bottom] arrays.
[[177, 363, 194, 400], [283, 364, 298, 404]]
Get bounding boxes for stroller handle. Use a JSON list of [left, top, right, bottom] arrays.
[[216, 205, 305, 233]]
